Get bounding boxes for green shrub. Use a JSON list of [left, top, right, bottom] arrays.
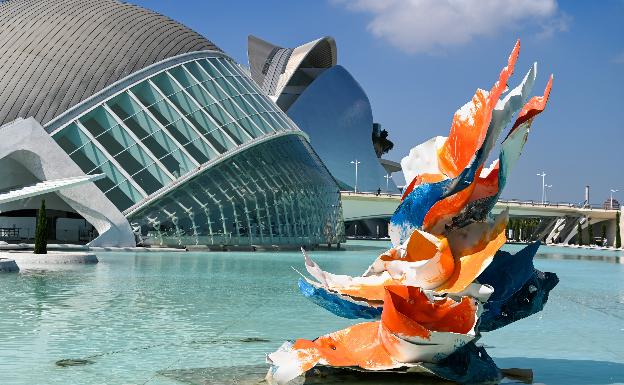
[[34, 199, 47, 254], [577, 221, 583, 245]]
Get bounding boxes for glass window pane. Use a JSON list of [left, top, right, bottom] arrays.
[[195, 61, 229, 100], [133, 163, 170, 194], [185, 109, 230, 153], [198, 59, 223, 80], [249, 114, 274, 133], [185, 82, 217, 109], [185, 61, 211, 83], [105, 181, 138, 212], [222, 122, 250, 145], [108, 92, 195, 176], [213, 76, 239, 98], [230, 94, 274, 134], [167, 66, 198, 88], [260, 110, 286, 132], [202, 103, 246, 144], [270, 111, 294, 131], [54, 122, 97, 158], [53, 123, 142, 209], [132, 81, 216, 163], [218, 97, 262, 137], [231, 94, 256, 116], [80, 106, 172, 193], [79, 108, 131, 156], [114, 146, 167, 194], [131, 80, 165, 107]]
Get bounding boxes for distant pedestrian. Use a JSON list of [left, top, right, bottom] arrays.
[[376, 188, 381, 196]]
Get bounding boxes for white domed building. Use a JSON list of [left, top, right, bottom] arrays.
[[0, 0, 344, 248]]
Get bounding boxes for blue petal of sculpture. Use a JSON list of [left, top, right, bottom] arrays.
[[266, 40, 558, 385]]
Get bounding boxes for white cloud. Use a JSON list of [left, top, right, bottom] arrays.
[[334, 0, 567, 54]]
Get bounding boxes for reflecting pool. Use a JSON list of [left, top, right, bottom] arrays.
[[1, 241, 623, 385]]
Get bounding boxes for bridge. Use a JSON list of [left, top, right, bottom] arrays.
[[340, 191, 623, 246]]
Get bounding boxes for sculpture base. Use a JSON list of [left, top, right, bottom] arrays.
[[2, 251, 98, 267]]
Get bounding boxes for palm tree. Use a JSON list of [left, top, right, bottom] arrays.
[[372, 123, 394, 158]]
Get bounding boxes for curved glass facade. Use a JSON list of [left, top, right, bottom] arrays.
[[128, 135, 344, 247], [48, 52, 345, 247], [52, 54, 299, 212], [288, 66, 397, 193]]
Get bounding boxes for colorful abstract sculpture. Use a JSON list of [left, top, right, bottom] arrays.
[[266, 40, 558, 384]]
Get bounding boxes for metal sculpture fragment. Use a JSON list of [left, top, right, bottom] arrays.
[[266, 40, 558, 384]]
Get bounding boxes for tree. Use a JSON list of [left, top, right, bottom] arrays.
[[372, 124, 394, 158], [601, 224, 607, 246], [577, 221, 583, 245], [587, 219, 593, 245], [34, 199, 47, 254], [616, 211, 622, 248]]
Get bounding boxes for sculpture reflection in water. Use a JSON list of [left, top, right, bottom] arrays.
[[266, 40, 558, 384]]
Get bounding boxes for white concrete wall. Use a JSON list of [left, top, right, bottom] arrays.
[[0, 118, 135, 246]]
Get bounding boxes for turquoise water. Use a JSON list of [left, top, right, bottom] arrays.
[[0, 241, 623, 385]]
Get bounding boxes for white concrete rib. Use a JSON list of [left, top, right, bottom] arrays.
[[0, 174, 105, 205]]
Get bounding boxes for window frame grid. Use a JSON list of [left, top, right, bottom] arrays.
[[163, 69, 240, 150], [121, 90, 200, 169], [102, 103, 176, 182], [52, 55, 308, 213], [217, 57, 299, 130], [74, 119, 148, 199], [204, 59, 282, 135], [210, 58, 292, 132], [195, 59, 272, 137]]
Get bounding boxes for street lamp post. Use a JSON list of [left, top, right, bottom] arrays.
[[544, 184, 553, 203], [384, 173, 392, 192], [537, 172, 547, 204], [350, 160, 361, 193], [610, 189, 619, 209]]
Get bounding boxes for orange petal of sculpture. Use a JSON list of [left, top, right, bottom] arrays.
[[268, 40, 557, 385], [266, 286, 479, 385], [437, 40, 520, 178]]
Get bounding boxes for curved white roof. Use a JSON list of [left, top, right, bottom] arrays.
[[0, 0, 220, 127], [248, 35, 337, 110]]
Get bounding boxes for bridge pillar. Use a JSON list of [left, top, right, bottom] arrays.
[[618, 209, 624, 248]]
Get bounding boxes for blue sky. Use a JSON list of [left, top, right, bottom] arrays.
[[132, 0, 623, 205]]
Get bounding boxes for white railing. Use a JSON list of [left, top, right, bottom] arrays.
[[340, 191, 621, 211]]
